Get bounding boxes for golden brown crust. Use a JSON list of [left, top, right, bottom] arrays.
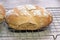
[[0, 4, 5, 23], [5, 5, 53, 30]]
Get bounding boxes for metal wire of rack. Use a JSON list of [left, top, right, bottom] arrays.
[[0, 7, 60, 40]]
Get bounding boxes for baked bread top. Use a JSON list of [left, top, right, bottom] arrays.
[[5, 5, 53, 30]]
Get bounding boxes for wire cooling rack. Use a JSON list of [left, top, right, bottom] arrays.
[[0, 7, 60, 40]]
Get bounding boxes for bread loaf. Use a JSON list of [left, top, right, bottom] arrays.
[[0, 4, 5, 23], [5, 5, 53, 30]]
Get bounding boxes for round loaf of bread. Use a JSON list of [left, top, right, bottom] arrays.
[[5, 5, 53, 30], [0, 4, 5, 23]]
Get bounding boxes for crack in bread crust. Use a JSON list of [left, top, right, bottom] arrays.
[[9, 23, 38, 30]]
